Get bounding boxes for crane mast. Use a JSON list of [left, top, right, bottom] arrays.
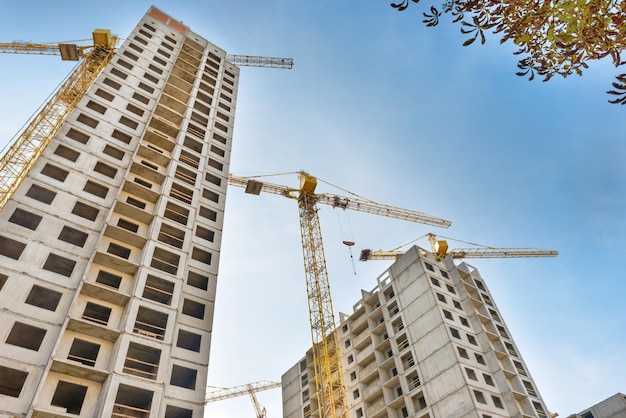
[[298, 177, 347, 418], [228, 172, 451, 418]]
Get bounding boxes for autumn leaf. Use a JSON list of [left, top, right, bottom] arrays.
[[389, 0, 626, 105]]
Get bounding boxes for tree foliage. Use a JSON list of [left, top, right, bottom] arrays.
[[391, 0, 626, 104]]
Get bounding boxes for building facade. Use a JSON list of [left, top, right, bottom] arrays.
[[0, 7, 237, 417], [568, 393, 626, 418], [282, 246, 551, 418]]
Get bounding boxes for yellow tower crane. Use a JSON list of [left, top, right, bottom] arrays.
[[228, 171, 452, 418], [205, 380, 282, 418], [359, 232, 558, 262], [0, 30, 117, 211], [0, 35, 292, 212]]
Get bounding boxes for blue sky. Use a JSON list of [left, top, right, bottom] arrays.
[[1, 1, 625, 416]]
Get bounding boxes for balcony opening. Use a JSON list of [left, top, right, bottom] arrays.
[[164, 202, 189, 225], [51, 380, 88, 415], [123, 342, 161, 380], [107, 242, 132, 259], [113, 384, 153, 418], [68, 338, 100, 367], [134, 306, 168, 340], [96, 270, 122, 289], [143, 275, 174, 305], [157, 224, 185, 249], [82, 302, 112, 326], [150, 247, 179, 275]]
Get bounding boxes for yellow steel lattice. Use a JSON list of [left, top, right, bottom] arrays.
[[299, 193, 348, 418], [0, 40, 116, 211], [228, 171, 451, 418]]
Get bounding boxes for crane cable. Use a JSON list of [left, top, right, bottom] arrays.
[[387, 233, 500, 252], [335, 209, 357, 275]]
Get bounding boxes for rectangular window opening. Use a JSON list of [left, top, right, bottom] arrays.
[[54, 144, 80, 162], [170, 365, 197, 389], [6, 322, 46, 351], [9, 208, 43, 230], [103, 144, 125, 160], [182, 298, 205, 319], [43, 253, 76, 277], [0, 366, 28, 397], [26, 184, 56, 204], [25, 285, 62, 311], [66, 128, 90, 144], [176, 329, 202, 352], [58, 226, 89, 247], [191, 247, 212, 265], [93, 161, 117, 179], [41, 163, 69, 182], [83, 180, 109, 199], [72, 201, 99, 221], [187, 271, 209, 291]]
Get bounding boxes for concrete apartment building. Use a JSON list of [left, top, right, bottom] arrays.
[[569, 393, 626, 418], [283, 246, 551, 418], [0, 7, 237, 417]]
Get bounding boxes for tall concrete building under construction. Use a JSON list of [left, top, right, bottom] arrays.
[[282, 246, 551, 418], [0, 7, 238, 417]]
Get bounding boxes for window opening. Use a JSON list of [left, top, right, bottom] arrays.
[[6, 322, 46, 351], [0, 366, 28, 397], [170, 365, 197, 389], [43, 253, 76, 277], [58, 226, 89, 247], [25, 285, 62, 311], [9, 208, 43, 230], [176, 330, 201, 352], [26, 184, 56, 204]]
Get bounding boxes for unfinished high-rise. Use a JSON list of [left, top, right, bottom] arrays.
[[282, 246, 551, 418], [0, 7, 238, 417]]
